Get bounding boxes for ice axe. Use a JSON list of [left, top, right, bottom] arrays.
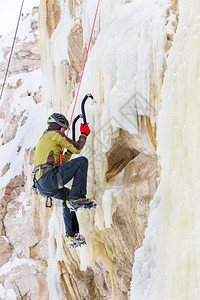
[[72, 94, 96, 141]]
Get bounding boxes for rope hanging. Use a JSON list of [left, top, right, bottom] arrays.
[[0, 0, 25, 101], [60, 0, 101, 166], [66, 0, 101, 137]]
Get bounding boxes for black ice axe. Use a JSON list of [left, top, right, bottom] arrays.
[[72, 94, 96, 141]]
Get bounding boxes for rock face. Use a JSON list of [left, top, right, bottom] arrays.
[[0, 7, 49, 300], [0, 7, 40, 81], [0, 1, 178, 300]]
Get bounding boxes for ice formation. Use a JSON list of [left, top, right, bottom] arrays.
[[131, 0, 200, 299], [40, 0, 171, 297]]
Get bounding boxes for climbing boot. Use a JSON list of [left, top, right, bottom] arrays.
[[66, 197, 97, 212], [68, 233, 86, 248]]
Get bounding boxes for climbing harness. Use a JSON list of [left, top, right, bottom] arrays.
[[32, 163, 56, 177], [32, 164, 63, 208], [0, 0, 25, 101], [32, 163, 54, 195]]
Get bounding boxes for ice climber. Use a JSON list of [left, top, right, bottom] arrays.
[[33, 113, 96, 247]]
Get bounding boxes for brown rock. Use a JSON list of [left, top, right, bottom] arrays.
[[1, 163, 10, 176], [45, 0, 61, 37], [68, 24, 87, 75], [0, 236, 12, 267], [1, 264, 48, 299]]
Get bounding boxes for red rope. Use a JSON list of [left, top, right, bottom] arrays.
[[60, 0, 101, 165], [66, 0, 101, 136]]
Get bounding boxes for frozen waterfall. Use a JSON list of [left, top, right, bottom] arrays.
[[131, 1, 200, 299]]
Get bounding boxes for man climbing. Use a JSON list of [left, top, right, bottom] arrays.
[[33, 113, 96, 247]]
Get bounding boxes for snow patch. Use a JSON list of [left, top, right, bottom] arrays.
[[0, 257, 35, 277], [0, 69, 48, 189]]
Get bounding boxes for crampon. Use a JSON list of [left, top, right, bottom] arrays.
[[68, 233, 86, 248], [66, 197, 97, 212]]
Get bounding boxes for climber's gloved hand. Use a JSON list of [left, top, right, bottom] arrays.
[[80, 123, 91, 136]]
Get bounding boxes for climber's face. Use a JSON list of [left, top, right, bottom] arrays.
[[60, 127, 66, 133]]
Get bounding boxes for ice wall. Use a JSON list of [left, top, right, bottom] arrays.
[[131, 0, 200, 299], [39, 0, 174, 298]]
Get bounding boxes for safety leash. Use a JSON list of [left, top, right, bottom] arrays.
[[59, 0, 101, 166]]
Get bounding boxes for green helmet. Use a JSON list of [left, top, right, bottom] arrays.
[[47, 113, 69, 128]]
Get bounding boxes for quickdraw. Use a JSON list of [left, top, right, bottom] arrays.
[[46, 197, 53, 208]]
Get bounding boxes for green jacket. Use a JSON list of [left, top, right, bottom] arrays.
[[34, 128, 87, 180]]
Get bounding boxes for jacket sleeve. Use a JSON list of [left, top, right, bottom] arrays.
[[53, 131, 87, 154]]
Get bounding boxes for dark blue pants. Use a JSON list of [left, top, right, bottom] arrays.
[[36, 156, 88, 237]]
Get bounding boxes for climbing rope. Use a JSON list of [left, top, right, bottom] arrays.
[[60, 0, 101, 166], [66, 0, 101, 136], [0, 0, 25, 101]]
